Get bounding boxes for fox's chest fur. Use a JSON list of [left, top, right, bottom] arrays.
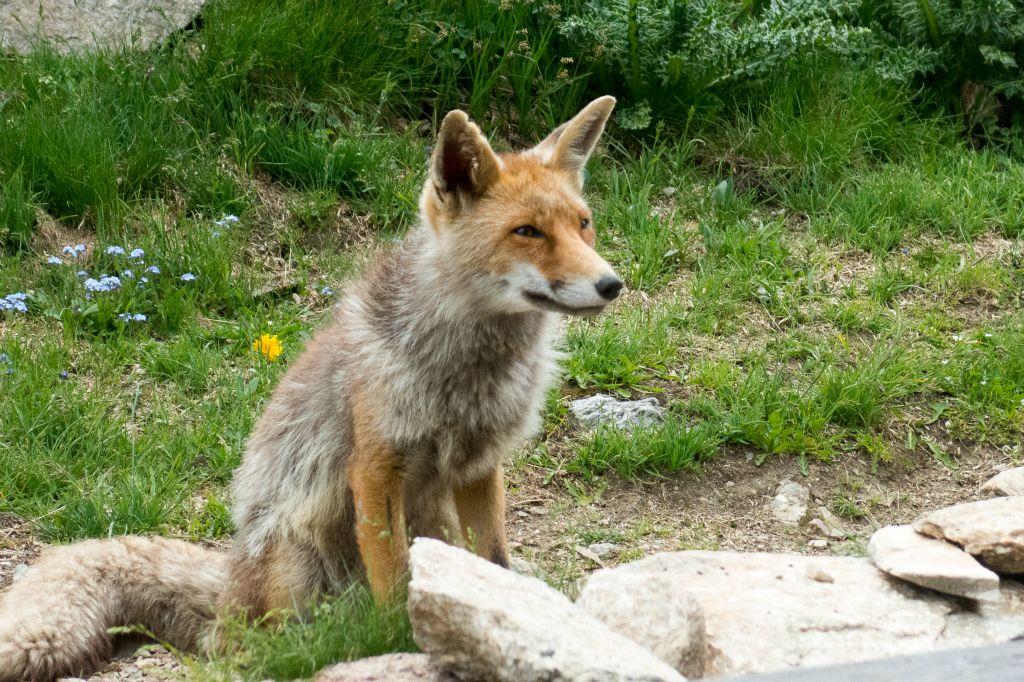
[[354, 245, 561, 485]]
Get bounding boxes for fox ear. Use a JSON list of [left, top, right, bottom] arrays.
[[532, 96, 615, 187], [429, 110, 502, 201]]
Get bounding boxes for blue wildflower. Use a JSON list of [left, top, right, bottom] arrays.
[[84, 275, 121, 293], [0, 353, 9, 363], [1, 293, 29, 313], [47, 256, 63, 265], [145, 265, 160, 275], [214, 214, 240, 226], [62, 245, 77, 257], [139, 277, 149, 284], [76, 270, 88, 278], [129, 248, 145, 259], [59, 370, 70, 380], [118, 312, 147, 322], [122, 270, 134, 279], [320, 286, 334, 296], [211, 231, 222, 238], [105, 246, 126, 256], [180, 273, 196, 282]]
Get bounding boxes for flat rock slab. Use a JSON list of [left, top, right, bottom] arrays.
[[407, 538, 685, 682], [868, 525, 1000, 600], [314, 653, 452, 681], [1, 0, 205, 54], [981, 467, 1024, 497], [578, 569, 707, 678], [570, 394, 665, 430], [914, 497, 1024, 574], [606, 551, 1024, 678]]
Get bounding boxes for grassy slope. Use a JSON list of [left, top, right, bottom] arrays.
[[1, 0, 1023, 677]]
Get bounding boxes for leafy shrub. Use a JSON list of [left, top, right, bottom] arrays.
[[561, 0, 873, 128], [864, 0, 1024, 139]]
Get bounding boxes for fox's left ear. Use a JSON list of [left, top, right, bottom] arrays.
[[531, 96, 615, 188]]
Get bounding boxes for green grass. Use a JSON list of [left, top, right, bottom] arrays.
[[571, 417, 721, 480], [564, 302, 680, 394], [0, 167, 36, 251], [197, 586, 417, 681], [1, 0, 1024, 675]]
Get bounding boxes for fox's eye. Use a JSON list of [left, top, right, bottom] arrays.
[[512, 225, 545, 239], [581, 218, 591, 230]]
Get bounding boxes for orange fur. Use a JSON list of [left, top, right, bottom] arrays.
[[348, 394, 410, 601]]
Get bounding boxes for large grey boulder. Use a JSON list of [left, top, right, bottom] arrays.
[[981, 467, 1024, 497], [1, 0, 205, 55], [314, 653, 451, 681], [868, 525, 1000, 600], [570, 394, 665, 430], [577, 569, 707, 678], [601, 551, 1024, 678], [914, 497, 1024, 574], [407, 538, 685, 682]]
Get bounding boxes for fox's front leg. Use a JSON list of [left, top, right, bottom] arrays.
[[454, 464, 510, 568], [347, 407, 408, 601]]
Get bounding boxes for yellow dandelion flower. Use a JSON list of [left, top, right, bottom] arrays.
[[253, 334, 283, 362]]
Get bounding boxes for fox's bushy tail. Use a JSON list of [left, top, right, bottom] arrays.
[[0, 535, 227, 681]]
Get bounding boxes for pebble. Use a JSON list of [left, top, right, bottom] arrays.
[[588, 542, 622, 559]]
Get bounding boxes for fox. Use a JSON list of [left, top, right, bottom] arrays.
[[0, 95, 621, 681]]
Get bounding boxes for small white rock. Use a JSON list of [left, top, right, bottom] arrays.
[[808, 539, 828, 550], [817, 506, 849, 539], [808, 519, 830, 538], [570, 394, 666, 430], [772, 480, 810, 526], [588, 542, 622, 559]]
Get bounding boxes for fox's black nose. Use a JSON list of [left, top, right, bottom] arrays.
[[595, 276, 624, 300]]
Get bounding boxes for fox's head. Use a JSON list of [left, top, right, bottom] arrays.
[[419, 96, 622, 317]]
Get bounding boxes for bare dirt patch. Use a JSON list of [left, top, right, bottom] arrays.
[[506, 444, 1014, 584], [30, 208, 96, 261]]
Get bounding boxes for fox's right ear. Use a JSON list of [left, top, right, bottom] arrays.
[[429, 110, 502, 202]]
